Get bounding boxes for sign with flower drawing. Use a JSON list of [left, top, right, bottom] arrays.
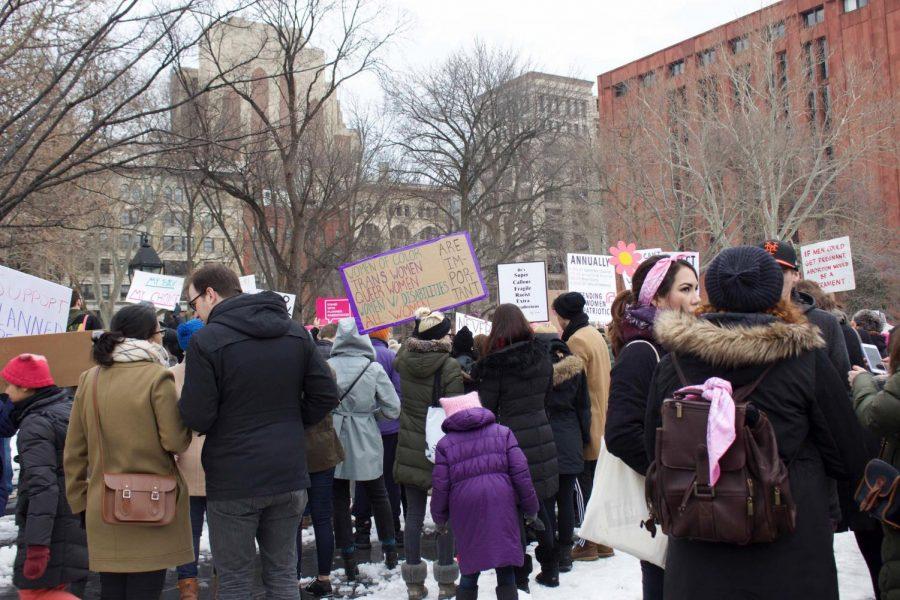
[[608, 241, 643, 277]]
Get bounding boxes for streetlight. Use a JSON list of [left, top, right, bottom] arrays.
[[128, 233, 165, 278]]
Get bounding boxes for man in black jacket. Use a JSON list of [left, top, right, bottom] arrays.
[[179, 264, 339, 600]]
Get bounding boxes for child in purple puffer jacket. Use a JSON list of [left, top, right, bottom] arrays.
[[431, 392, 540, 600]]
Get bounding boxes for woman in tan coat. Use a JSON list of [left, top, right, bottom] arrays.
[[64, 304, 193, 600]]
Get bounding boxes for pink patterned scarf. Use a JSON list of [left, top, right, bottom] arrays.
[[677, 377, 736, 486]]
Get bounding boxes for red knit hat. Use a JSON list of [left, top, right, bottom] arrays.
[[1, 354, 54, 389]]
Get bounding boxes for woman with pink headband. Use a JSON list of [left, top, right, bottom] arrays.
[[604, 254, 699, 600]]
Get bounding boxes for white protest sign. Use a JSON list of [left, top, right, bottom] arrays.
[[623, 248, 663, 289], [800, 236, 855, 293], [126, 271, 185, 310], [497, 262, 548, 323], [455, 312, 492, 337], [276, 292, 297, 316], [0, 266, 72, 337], [239, 275, 257, 292], [669, 252, 700, 273], [566, 253, 618, 325]]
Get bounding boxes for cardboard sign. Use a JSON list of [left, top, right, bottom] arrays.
[[497, 261, 549, 323], [0, 266, 72, 338], [566, 253, 618, 325], [126, 271, 185, 310], [0, 331, 94, 387], [623, 248, 663, 289], [340, 232, 488, 334], [239, 275, 257, 292], [455, 312, 492, 337], [800, 236, 855, 293], [316, 298, 352, 324]]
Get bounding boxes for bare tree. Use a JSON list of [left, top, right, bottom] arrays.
[[166, 1, 402, 319]]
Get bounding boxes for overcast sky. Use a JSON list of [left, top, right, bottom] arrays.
[[342, 0, 781, 105]]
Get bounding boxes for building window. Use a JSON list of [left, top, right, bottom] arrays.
[[730, 36, 750, 54], [668, 60, 685, 77], [101, 285, 111, 300], [613, 82, 627, 97], [767, 21, 786, 40], [120, 284, 129, 301], [817, 38, 829, 79], [639, 71, 656, 87], [802, 6, 824, 27], [162, 235, 177, 251], [180, 236, 188, 252], [699, 76, 720, 113], [203, 238, 214, 252], [844, 0, 868, 12], [698, 48, 717, 67], [100, 258, 110, 275], [82, 285, 95, 301]]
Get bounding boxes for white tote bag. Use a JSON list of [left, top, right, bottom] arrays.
[[425, 405, 446, 463], [580, 439, 668, 567]]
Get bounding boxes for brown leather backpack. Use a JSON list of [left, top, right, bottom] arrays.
[[90, 367, 178, 526], [645, 356, 796, 545]]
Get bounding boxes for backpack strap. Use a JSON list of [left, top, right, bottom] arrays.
[[732, 364, 775, 403], [624, 339, 660, 364], [671, 353, 689, 386], [431, 364, 444, 408]]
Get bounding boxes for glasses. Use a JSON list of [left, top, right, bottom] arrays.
[[188, 291, 204, 311]]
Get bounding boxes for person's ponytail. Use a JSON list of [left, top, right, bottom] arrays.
[[92, 332, 125, 367], [608, 290, 635, 357]]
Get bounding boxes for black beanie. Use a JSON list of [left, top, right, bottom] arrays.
[[452, 326, 474, 355], [705, 246, 783, 313], [413, 313, 452, 341], [552, 292, 587, 320]]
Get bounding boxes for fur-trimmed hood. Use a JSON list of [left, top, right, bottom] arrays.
[[552, 355, 584, 387], [654, 310, 824, 369], [404, 337, 452, 354]]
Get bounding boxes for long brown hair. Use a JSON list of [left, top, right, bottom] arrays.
[[890, 329, 899, 376], [485, 304, 533, 354], [608, 255, 697, 355]]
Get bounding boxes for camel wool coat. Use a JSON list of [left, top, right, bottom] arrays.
[[566, 326, 611, 461], [64, 362, 194, 572], [171, 361, 206, 496]]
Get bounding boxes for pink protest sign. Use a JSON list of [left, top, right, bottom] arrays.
[[315, 298, 353, 324]]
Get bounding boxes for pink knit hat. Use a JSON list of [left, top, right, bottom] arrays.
[[440, 391, 482, 418]]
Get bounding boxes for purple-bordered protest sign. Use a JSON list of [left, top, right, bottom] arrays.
[[339, 231, 488, 334]]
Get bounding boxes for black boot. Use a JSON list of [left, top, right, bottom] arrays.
[[341, 550, 359, 581], [456, 586, 478, 600], [495, 583, 518, 600], [535, 545, 560, 587], [384, 543, 399, 570], [514, 554, 532, 594], [354, 518, 372, 550], [558, 543, 573, 573], [301, 578, 333, 599]]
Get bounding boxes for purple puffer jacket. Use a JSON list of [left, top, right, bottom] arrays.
[[373, 338, 402, 435], [431, 407, 539, 576]]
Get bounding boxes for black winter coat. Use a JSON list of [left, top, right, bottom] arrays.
[[645, 311, 869, 600], [12, 387, 88, 589], [605, 338, 663, 476], [840, 321, 867, 369], [794, 291, 851, 377], [179, 292, 339, 500], [539, 337, 591, 476], [473, 339, 559, 499]]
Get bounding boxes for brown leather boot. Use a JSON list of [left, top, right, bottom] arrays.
[[571, 541, 615, 561], [177, 578, 200, 600]]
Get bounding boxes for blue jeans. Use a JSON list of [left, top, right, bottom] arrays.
[[0, 437, 12, 511], [459, 566, 516, 590], [177, 496, 208, 580], [208, 490, 307, 600], [297, 469, 334, 577]]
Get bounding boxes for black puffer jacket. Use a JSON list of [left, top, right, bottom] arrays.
[[539, 336, 591, 476], [472, 339, 559, 499], [179, 292, 339, 500], [645, 311, 868, 600], [605, 338, 664, 476], [12, 387, 88, 590]]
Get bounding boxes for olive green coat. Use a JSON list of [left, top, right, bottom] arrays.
[[853, 370, 900, 600], [393, 338, 463, 490], [64, 362, 194, 573]]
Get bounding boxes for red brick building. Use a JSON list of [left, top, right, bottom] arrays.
[[596, 0, 900, 248]]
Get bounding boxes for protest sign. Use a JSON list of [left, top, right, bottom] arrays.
[[800, 236, 855, 293], [623, 248, 663, 289], [126, 271, 184, 310], [340, 232, 488, 333], [497, 261, 549, 323], [455, 312, 492, 337], [0, 266, 72, 338], [669, 251, 700, 273], [0, 331, 93, 386], [275, 292, 296, 316], [239, 275, 257, 292], [566, 253, 618, 325], [316, 298, 352, 324]]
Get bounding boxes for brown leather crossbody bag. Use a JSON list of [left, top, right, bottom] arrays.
[[90, 367, 177, 526]]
